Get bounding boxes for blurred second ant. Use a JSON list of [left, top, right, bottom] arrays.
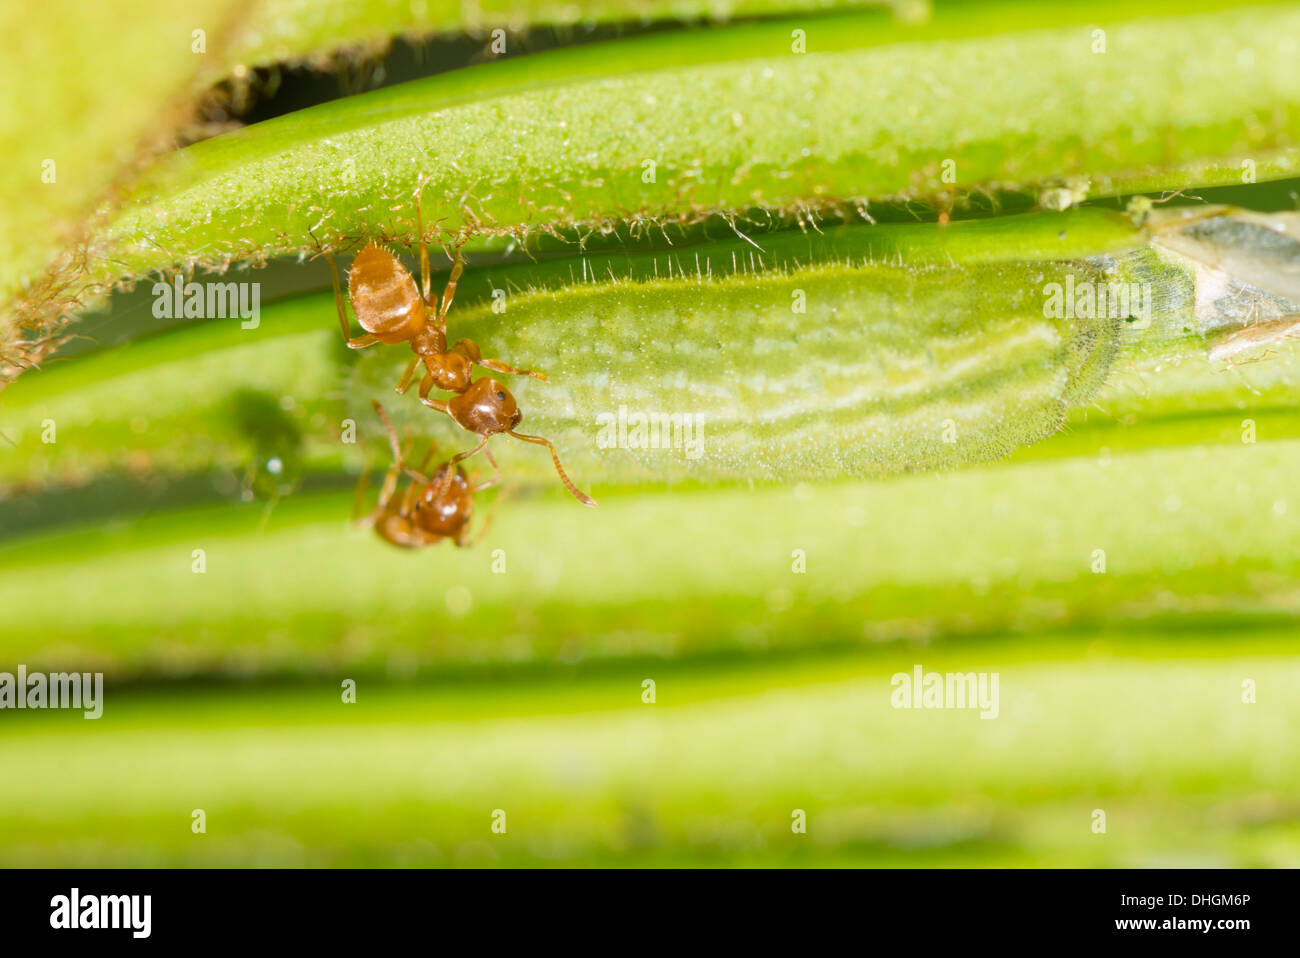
[[357, 400, 500, 549]]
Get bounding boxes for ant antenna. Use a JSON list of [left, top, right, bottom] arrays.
[[507, 430, 597, 507]]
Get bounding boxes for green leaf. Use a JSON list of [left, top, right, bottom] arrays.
[[66, 2, 1300, 319], [232, 0, 903, 68], [2, 642, 1296, 865], [0, 0, 243, 314]]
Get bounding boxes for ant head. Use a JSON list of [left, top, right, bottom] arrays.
[[448, 377, 522, 435], [412, 466, 474, 535]]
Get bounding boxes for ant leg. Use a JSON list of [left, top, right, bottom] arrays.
[[475, 356, 549, 382], [414, 174, 432, 306], [398, 473, 424, 518], [435, 244, 465, 331], [432, 434, 490, 500], [420, 396, 451, 416], [372, 397, 437, 484], [417, 370, 436, 400], [471, 445, 501, 492], [507, 430, 597, 507], [326, 255, 351, 340], [417, 395, 463, 497], [416, 440, 439, 474], [448, 434, 490, 469], [451, 338, 548, 382], [377, 464, 401, 511], [398, 439, 438, 487], [371, 400, 406, 464], [396, 356, 420, 394], [358, 461, 402, 529]]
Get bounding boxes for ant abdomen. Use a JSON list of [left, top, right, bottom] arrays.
[[349, 244, 427, 344]]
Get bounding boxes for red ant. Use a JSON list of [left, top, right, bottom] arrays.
[[358, 400, 499, 549], [326, 198, 595, 507]]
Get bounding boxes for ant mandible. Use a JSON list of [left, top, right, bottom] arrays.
[[359, 400, 499, 549], [326, 193, 596, 507]]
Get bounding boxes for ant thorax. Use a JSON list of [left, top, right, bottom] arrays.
[[428, 352, 474, 392]]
